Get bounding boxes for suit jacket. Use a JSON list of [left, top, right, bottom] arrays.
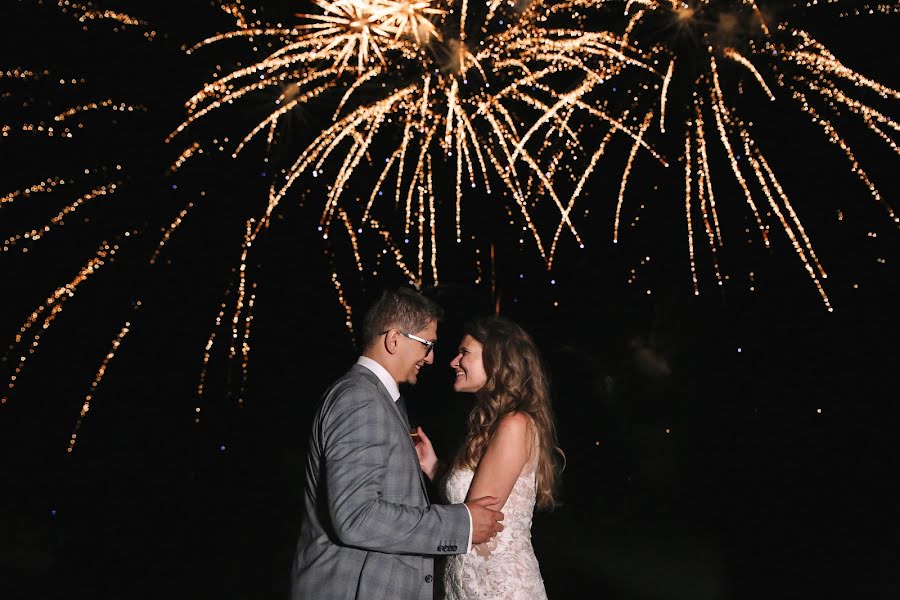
[[291, 364, 470, 600]]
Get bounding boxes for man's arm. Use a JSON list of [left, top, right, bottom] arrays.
[[321, 385, 476, 555]]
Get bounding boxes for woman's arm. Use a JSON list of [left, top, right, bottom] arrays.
[[464, 412, 532, 510]]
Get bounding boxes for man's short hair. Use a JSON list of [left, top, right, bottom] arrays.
[[361, 287, 444, 350]]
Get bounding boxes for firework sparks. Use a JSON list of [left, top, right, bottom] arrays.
[[2, 241, 120, 404], [174, 0, 655, 287], [56, 0, 157, 39], [67, 313, 137, 454], [2, 0, 897, 453], [0, 4, 160, 441], [615, 0, 898, 307]]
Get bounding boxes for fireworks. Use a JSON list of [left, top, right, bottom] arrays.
[[166, 0, 667, 408], [1, 2, 158, 450], [1, 1, 897, 450], [175, 0, 897, 307], [175, 0, 656, 283], [612, 0, 898, 309]]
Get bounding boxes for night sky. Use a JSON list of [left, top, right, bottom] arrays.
[[2, 2, 899, 599]]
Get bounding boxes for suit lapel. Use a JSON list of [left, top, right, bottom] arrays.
[[352, 366, 431, 503]]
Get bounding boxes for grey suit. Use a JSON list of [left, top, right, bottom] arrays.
[[291, 364, 470, 600]]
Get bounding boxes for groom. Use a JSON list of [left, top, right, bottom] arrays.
[[290, 287, 504, 600]]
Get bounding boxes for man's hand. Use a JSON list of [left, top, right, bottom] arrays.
[[465, 496, 504, 544], [413, 426, 440, 481]]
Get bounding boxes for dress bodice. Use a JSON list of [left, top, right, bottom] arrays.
[[444, 466, 537, 546], [441, 464, 548, 600]]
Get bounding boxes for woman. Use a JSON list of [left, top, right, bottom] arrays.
[[415, 316, 562, 599]]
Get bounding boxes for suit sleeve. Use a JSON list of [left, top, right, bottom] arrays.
[[320, 385, 470, 555]]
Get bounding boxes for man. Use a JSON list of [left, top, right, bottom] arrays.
[[291, 287, 504, 600]]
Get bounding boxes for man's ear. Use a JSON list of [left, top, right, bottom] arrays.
[[383, 329, 400, 355]]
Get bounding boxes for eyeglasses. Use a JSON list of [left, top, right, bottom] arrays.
[[382, 329, 435, 355]]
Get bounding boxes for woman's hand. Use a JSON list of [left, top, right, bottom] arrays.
[[413, 426, 440, 481]]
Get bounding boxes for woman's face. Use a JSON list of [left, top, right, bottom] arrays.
[[450, 334, 488, 394]]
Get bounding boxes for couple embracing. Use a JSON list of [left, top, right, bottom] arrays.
[[291, 287, 562, 599]]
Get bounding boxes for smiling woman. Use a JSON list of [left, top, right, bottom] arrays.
[[450, 334, 488, 394], [415, 315, 564, 599]]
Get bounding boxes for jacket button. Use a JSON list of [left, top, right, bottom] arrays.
[[425, 575, 433, 584]]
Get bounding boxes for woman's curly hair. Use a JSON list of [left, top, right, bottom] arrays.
[[452, 316, 563, 509]]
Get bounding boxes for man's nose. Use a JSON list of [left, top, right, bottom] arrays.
[[424, 350, 434, 365]]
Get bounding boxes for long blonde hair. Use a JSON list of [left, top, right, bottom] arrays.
[[452, 316, 563, 509]]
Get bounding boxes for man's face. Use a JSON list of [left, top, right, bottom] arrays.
[[397, 319, 437, 385]]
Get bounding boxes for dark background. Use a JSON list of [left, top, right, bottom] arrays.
[[1, 2, 898, 599]]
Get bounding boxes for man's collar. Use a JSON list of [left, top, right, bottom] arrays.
[[356, 356, 400, 402]]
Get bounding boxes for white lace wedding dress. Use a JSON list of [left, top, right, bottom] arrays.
[[442, 461, 548, 600]]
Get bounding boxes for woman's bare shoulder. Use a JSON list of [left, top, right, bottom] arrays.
[[496, 411, 531, 434]]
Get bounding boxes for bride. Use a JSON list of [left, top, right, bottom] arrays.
[[415, 316, 563, 599]]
